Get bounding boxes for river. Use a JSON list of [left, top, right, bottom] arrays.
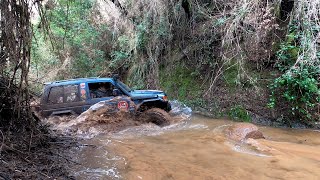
[[66, 114, 320, 180]]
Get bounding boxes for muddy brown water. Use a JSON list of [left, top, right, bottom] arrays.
[[66, 115, 320, 180]]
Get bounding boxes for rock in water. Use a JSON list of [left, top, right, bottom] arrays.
[[245, 130, 265, 139], [224, 123, 264, 141]]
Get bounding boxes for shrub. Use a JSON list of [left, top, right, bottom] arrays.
[[228, 105, 251, 122], [269, 15, 320, 122], [268, 65, 320, 121]]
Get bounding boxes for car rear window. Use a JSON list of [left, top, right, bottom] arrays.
[[48, 86, 63, 104], [48, 85, 79, 104]]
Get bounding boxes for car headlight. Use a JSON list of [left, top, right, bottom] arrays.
[[162, 96, 168, 101]]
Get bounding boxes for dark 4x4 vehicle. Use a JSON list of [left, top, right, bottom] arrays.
[[39, 76, 172, 125]]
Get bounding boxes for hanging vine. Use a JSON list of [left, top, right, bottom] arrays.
[[0, 0, 38, 129]]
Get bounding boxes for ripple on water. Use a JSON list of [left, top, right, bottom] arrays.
[[111, 121, 189, 139], [212, 124, 232, 133], [74, 167, 121, 180], [55, 101, 193, 178], [225, 141, 272, 157], [188, 124, 209, 130], [69, 115, 320, 180]]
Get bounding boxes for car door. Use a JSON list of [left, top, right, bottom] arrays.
[[86, 81, 116, 105], [44, 84, 86, 115]]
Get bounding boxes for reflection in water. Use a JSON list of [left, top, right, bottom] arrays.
[[69, 115, 320, 180]]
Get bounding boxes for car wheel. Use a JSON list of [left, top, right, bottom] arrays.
[[141, 108, 171, 127]]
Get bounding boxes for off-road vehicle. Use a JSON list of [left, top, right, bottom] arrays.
[[39, 75, 172, 125]]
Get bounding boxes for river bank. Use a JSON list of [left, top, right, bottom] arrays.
[[0, 127, 77, 179]]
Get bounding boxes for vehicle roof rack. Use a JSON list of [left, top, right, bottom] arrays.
[[44, 77, 101, 85]]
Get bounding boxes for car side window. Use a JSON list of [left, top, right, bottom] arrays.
[[88, 82, 115, 99], [48, 86, 64, 104], [64, 85, 80, 102], [47, 85, 80, 104]]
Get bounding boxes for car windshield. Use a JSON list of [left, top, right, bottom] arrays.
[[117, 81, 132, 92]]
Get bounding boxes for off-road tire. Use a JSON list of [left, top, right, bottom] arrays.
[[141, 108, 171, 127]]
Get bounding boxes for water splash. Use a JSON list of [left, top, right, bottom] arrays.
[[169, 100, 192, 118], [43, 100, 193, 139], [110, 100, 194, 138]]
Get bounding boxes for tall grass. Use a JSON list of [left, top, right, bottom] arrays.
[[193, 0, 281, 94], [291, 0, 320, 67], [121, 0, 183, 89]]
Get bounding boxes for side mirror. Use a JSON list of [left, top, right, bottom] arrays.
[[113, 89, 121, 96], [112, 74, 119, 82]]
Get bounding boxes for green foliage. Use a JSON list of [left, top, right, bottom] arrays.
[[126, 62, 148, 89], [228, 105, 251, 122], [223, 62, 258, 90], [268, 65, 320, 120], [156, 16, 170, 39], [72, 49, 105, 77], [136, 22, 148, 51], [223, 64, 239, 88], [110, 51, 130, 68], [159, 64, 203, 104], [268, 21, 320, 121], [214, 17, 227, 27], [35, 0, 108, 78], [110, 35, 131, 69], [31, 34, 58, 67], [126, 13, 171, 88], [31, 29, 59, 75], [275, 24, 299, 72]]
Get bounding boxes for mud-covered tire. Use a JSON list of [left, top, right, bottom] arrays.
[[141, 108, 171, 127]]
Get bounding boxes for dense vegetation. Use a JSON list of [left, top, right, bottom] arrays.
[[1, 1, 76, 179], [30, 0, 320, 126]]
